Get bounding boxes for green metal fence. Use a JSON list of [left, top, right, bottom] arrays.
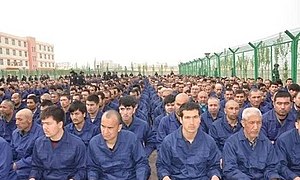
[[179, 29, 300, 83]]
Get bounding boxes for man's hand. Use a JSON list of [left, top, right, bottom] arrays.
[[13, 162, 17, 171], [211, 175, 220, 180], [163, 176, 171, 180], [293, 177, 300, 180], [29, 178, 35, 180]]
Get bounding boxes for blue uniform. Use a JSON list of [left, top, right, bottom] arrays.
[[0, 116, 16, 143], [32, 108, 41, 123], [0, 137, 14, 180], [209, 116, 241, 151], [201, 111, 224, 133], [156, 127, 222, 180], [87, 130, 150, 180], [122, 117, 156, 157], [11, 122, 43, 180], [29, 131, 86, 180], [86, 110, 103, 128], [65, 120, 99, 147], [156, 112, 181, 150], [261, 109, 295, 142], [276, 129, 300, 179], [223, 129, 281, 180]]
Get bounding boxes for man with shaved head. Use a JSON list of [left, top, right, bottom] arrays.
[[11, 108, 43, 180], [0, 100, 16, 142], [209, 100, 241, 151], [156, 93, 190, 150]]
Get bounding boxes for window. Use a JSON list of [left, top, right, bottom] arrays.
[[45, 62, 47, 67], [14, 60, 17, 66], [13, 50, 16, 56], [24, 51, 27, 57], [44, 54, 46, 59], [39, 45, 41, 50], [7, 59, 10, 66], [5, 38, 8, 44], [24, 42, 27, 47], [40, 62, 43, 67], [44, 46, 46, 51], [12, 39, 15, 45], [0, 36, 1, 43], [0, 48, 2, 54], [48, 54, 50, 59], [25, 61, 28, 66], [0, 59, 3, 65], [19, 50, 22, 56], [20, 60, 23, 66], [18, 40, 21, 46], [6, 48, 10, 55], [52, 63, 54, 67], [52, 55, 54, 60], [39, 53, 42, 58]]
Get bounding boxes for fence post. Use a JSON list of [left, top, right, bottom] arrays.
[[284, 30, 300, 83], [248, 41, 262, 79], [228, 48, 239, 77], [214, 52, 223, 77]]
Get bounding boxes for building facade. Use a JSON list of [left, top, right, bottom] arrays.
[[0, 32, 55, 71]]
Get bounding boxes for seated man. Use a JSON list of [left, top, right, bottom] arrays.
[[201, 97, 224, 133], [156, 102, 221, 180], [29, 105, 86, 180], [65, 100, 99, 147], [87, 110, 150, 180], [11, 109, 43, 180], [223, 107, 281, 179], [276, 111, 300, 179]]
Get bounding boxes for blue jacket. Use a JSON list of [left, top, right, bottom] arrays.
[[11, 122, 43, 179], [122, 117, 156, 157], [156, 127, 222, 180], [86, 110, 103, 128], [201, 111, 224, 133], [0, 137, 14, 180], [65, 120, 99, 147], [87, 130, 150, 180], [0, 116, 16, 143], [209, 116, 242, 151], [223, 129, 281, 180], [32, 108, 41, 123], [156, 112, 181, 150], [29, 131, 86, 180], [261, 109, 295, 142], [275, 128, 300, 179]]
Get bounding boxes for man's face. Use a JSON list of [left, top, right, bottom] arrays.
[[207, 99, 220, 115], [232, 84, 239, 92], [60, 96, 70, 109], [101, 116, 122, 142], [0, 102, 13, 117], [26, 99, 37, 111], [225, 101, 240, 121], [234, 93, 246, 107], [269, 84, 278, 94], [174, 96, 189, 114], [191, 86, 200, 97], [165, 102, 175, 114], [198, 92, 208, 105], [214, 84, 223, 96], [16, 112, 31, 131], [119, 105, 135, 123], [248, 91, 262, 108], [81, 91, 89, 101], [42, 116, 63, 139], [294, 93, 300, 107], [86, 101, 99, 114], [224, 90, 234, 101], [50, 93, 60, 104], [11, 93, 21, 106], [242, 114, 262, 140], [180, 109, 200, 134], [70, 109, 85, 125], [274, 97, 292, 117]]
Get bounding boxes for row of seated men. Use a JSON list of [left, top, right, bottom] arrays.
[[0, 75, 299, 179]]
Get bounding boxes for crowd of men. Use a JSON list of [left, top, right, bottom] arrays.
[[0, 72, 299, 179]]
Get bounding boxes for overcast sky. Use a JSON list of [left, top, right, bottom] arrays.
[[1, 0, 299, 67]]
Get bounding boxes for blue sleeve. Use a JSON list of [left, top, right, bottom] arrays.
[[264, 143, 281, 179], [0, 140, 13, 180], [29, 141, 43, 179], [144, 124, 156, 157], [222, 141, 251, 180], [132, 137, 150, 180], [207, 140, 222, 178], [209, 124, 221, 151], [87, 140, 101, 180], [275, 138, 298, 180], [156, 119, 168, 151], [72, 141, 87, 180], [156, 139, 172, 180]]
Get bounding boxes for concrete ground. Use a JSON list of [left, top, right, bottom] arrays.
[[149, 150, 158, 180]]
